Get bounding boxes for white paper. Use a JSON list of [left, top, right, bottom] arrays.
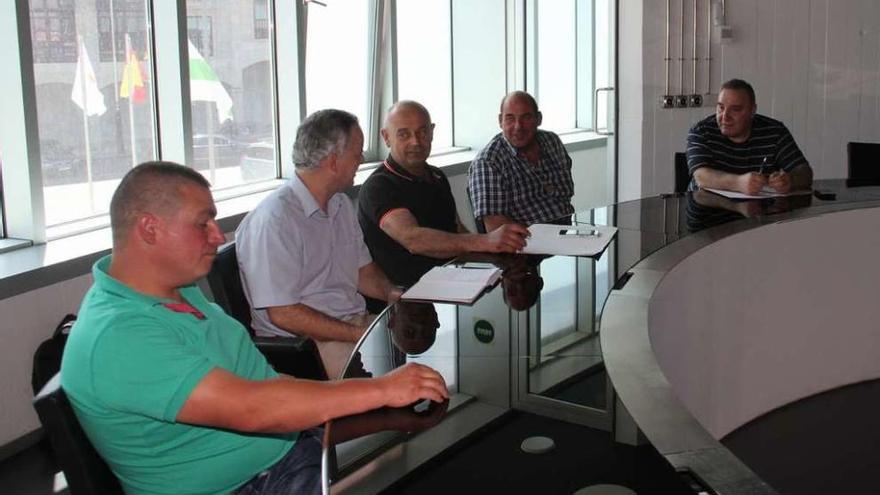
[[704, 187, 813, 200], [401, 265, 501, 304], [520, 223, 618, 257]]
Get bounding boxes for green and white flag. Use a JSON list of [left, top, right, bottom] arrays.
[[188, 39, 233, 122]]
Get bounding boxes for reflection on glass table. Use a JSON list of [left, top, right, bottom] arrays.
[[323, 249, 613, 491]]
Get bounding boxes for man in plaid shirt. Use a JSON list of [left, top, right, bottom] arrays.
[[468, 91, 575, 231]]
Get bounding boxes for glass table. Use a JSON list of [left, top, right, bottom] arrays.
[[321, 179, 880, 494]]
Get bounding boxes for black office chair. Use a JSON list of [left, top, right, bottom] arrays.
[[33, 374, 124, 495], [207, 243, 328, 380], [674, 152, 690, 193], [846, 142, 880, 181]]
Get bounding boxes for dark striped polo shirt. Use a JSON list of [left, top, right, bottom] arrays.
[[686, 114, 809, 190]]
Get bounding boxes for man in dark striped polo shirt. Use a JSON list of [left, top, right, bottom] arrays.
[[686, 79, 812, 195]]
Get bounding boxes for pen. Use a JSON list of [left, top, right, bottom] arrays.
[[758, 156, 768, 176]]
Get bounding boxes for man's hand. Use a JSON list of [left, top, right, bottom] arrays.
[[481, 223, 529, 253], [767, 170, 792, 193], [737, 172, 767, 195], [387, 286, 404, 303], [377, 363, 449, 407]]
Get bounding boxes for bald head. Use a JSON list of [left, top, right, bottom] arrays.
[[381, 100, 435, 169], [110, 161, 211, 247], [499, 91, 539, 115], [384, 100, 432, 128]]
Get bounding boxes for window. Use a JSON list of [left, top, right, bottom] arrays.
[[3, 0, 612, 243], [29, 0, 157, 236], [304, 0, 372, 138], [594, 0, 612, 133], [97, 0, 149, 62], [185, 0, 278, 190], [395, 0, 453, 148], [254, 0, 269, 39], [534, 0, 577, 131], [30, 0, 77, 64], [528, 0, 608, 133], [187, 15, 214, 57]]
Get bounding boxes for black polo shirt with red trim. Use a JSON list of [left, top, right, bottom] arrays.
[[358, 156, 458, 287]]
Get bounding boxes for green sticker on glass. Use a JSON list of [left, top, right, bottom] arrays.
[[473, 319, 494, 344]]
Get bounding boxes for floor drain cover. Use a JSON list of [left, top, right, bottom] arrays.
[[520, 436, 555, 454]]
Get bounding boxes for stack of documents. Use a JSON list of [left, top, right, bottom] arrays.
[[520, 223, 618, 257], [401, 265, 501, 304], [704, 187, 813, 200]]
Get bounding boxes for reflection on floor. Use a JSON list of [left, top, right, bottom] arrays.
[[383, 411, 693, 495], [545, 365, 608, 410], [723, 378, 880, 495]]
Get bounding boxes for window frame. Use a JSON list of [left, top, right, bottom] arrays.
[[0, 0, 609, 245]]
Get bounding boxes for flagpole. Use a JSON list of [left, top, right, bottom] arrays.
[[206, 102, 216, 185], [125, 34, 137, 168], [128, 86, 137, 168], [108, 0, 126, 159], [77, 37, 96, 213]]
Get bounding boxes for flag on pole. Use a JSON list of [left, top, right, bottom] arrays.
[[71, 40, 107, 116], [188, 39, 233, 122], [119, 34, 146, 104]]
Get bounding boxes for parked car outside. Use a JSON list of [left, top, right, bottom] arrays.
[[240, 140, 278, 182], [192, 134, 246, 171], [40, 139, 85, 186]]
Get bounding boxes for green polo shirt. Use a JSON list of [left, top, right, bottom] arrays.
[[61, 256, 297, 495]]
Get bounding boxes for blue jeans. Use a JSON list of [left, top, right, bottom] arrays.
[[233, 428, 323, 495]]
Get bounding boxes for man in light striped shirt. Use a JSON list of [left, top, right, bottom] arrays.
[[686, 79, 812, 194]]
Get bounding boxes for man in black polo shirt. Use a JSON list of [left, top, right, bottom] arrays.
[[687, 79, 812, 195], [358, 100, 529, 287]]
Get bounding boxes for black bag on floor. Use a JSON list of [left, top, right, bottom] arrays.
[[32, 314, 77, 394]]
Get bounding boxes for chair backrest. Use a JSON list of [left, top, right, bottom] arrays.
[[206, 243, 253, 333], [33, 374, 124, 495], [847, 142, 880, 181], [674, 152, 690, 193], [465, 185, 487, 233]]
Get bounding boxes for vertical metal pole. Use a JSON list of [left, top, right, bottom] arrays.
[[665, 0, 671, 95], [679, 0, 685, 95], [692, 0, 698, 95], [705, 0, 712, 94]]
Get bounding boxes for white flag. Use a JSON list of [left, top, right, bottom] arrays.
[[188, 40, 233, 122], [71, 40, 107, 117]]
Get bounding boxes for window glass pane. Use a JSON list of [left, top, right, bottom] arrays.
[[186, 0, 278, 189], [30, 0, 157, 230], [535, 0, 576, 131], [595, 0, 611, 131], [305, 1, 370, 132], [253, 0, 269, 39], [396, 0, 452, 148]]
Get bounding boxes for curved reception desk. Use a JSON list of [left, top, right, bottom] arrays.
[[322, 179, 880, 494], [601, 180, 880, 494]]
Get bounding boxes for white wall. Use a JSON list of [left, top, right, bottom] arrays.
[[0, 274, 92, 447], [619, 0, 880, 200]]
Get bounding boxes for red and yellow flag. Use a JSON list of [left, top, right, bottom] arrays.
[[119, 34, 146, 104]]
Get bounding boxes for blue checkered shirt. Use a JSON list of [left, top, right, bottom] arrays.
[[468, 130, 574, 225]]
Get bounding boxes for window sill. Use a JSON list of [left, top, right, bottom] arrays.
[[0, 134, 606, 301]]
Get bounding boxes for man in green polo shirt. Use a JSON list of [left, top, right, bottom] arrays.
[[60, 161, 449, 495]]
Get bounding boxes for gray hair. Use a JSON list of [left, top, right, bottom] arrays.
[[292, 109, 360, 170], [110, 161, 211, 246]]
